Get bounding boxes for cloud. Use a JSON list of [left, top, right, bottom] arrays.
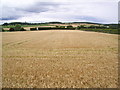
[[1, 0, 119, 24], [1, 1, 60, 21], [118, 1, 120, 22], [1, 17, 19, 20], [1, 6, 23, 20], [16, 2, 60, 13]]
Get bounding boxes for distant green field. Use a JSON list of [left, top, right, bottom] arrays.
[[2, 24, 55, 28], [80, 28, 119, 34]]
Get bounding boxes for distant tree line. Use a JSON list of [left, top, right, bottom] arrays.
[[2, 22, 41, 26], [30, 25, 75, 31], [2, 22, 63, 26]]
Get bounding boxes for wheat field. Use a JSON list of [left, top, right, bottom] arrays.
[[2, 30, 118, 88]]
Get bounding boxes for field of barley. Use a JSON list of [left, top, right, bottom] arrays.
[[2, 30, 118, 88]]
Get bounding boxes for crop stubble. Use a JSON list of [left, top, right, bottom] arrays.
[[2, 30, 118, 88]]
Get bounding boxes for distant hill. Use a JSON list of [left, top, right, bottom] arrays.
[[72, 22, 103, 25], [2, 22, 118, 27]]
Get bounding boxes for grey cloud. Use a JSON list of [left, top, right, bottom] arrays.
[[16, 2, 60, 13], [2, 2, 60, 20], [118, 1, 120, 22], [2, 6, 23, 20], [74, 16, 105, 22], [1, 16, 19, 20]]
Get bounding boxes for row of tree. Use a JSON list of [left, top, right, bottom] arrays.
[[2, 22, 63, 26], [30, 26, 75, 30]]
